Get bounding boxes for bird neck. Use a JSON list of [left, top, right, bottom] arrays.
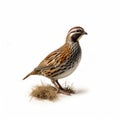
[[65, 39, 80, 53], [66, 36, 79, 46]]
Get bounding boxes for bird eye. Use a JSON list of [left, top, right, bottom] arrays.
[[76, 30, 82, 32]]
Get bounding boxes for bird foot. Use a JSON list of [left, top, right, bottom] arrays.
[[57, 88, 75, 95]]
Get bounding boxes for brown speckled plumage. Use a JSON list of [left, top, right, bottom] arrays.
[[23, 26, 87, 95]]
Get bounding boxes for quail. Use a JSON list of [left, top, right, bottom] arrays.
[[23, 26, 87, 95]]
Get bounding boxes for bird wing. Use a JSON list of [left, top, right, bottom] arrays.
[[34, 44, 71, 72]]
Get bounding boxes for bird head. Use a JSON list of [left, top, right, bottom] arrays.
[[66, 26, 87, 43]]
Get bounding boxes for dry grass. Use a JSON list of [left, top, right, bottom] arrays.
[[30, 85, 58, 101], [30, 84, 75, 101]]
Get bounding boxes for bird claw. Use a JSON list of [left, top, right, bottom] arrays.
[[57, 89, 73, 95]]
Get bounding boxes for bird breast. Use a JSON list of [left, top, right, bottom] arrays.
[[52, 42, 82, 79]]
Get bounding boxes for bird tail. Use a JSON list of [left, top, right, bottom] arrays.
[[23, 71, 35, 80]]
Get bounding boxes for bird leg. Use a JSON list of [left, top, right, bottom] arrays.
[[51, 80, 70, 95], [51, 80, 63, 90]]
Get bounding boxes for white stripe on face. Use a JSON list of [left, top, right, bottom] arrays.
[[68, 27, 84, 34]]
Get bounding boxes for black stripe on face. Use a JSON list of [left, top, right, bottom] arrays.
[[71, 33, 81, 42]]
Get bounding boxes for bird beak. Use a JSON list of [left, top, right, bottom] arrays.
[[83, 31, 88, 35]]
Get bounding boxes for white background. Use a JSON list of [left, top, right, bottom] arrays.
[[0, 0, 120, 120]]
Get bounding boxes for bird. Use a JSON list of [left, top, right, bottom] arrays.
[[23, 26, 87, 95]]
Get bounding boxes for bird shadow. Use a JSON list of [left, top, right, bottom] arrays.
[[62, 83, 88, 95], [74, 88, 89, 95]]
